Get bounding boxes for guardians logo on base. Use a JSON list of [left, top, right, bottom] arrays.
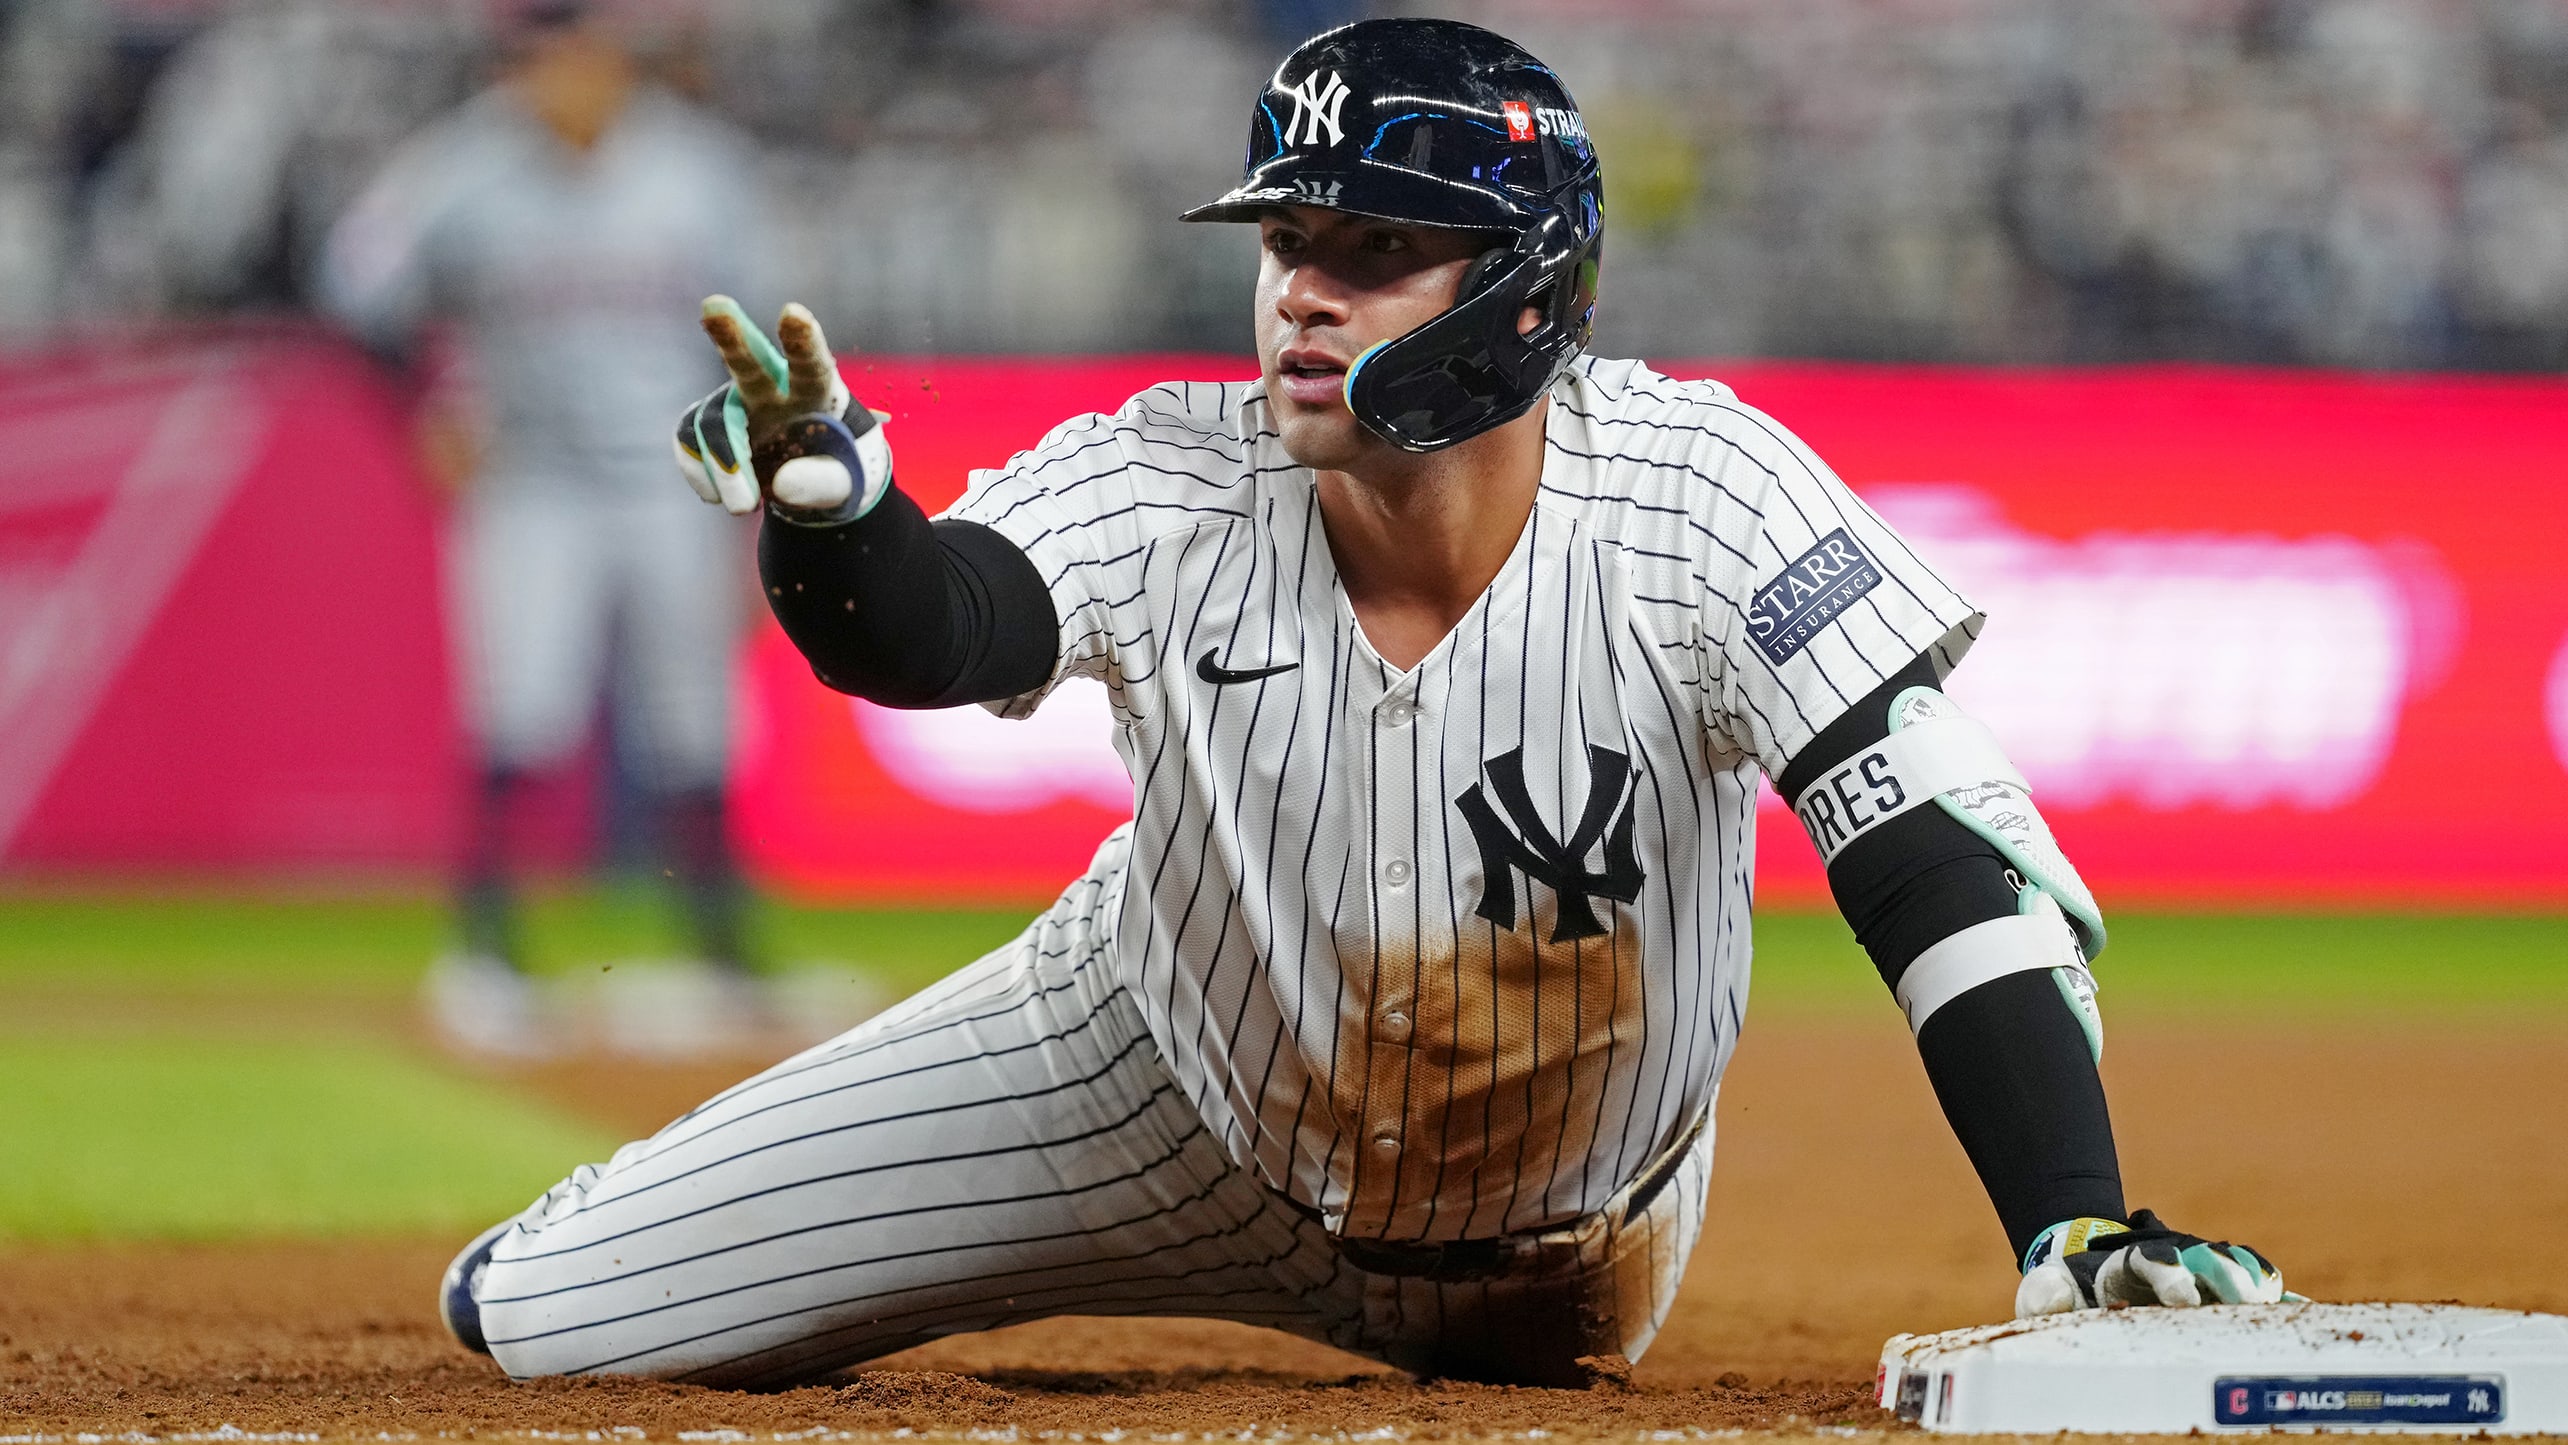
[[1746, 528, 1884, 665], [2214, 1376, 2505, 1426]]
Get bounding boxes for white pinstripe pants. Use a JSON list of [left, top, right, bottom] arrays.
[[475, 831, 1715, 1388]]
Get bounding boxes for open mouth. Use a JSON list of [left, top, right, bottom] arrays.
[[1275, 349, 1350, 403], [1278, 348, 1348, 379]]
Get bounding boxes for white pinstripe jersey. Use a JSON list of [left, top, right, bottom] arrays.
[[943, 356, 1984, 1243]]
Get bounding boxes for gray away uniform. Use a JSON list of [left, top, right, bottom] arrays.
[[321, 86, 761, 789]]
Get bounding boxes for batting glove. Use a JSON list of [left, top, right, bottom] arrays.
[[672, 296, 890, 521], [2015, 1208, 2292, 1317]]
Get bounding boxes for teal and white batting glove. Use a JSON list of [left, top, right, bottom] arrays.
[[2016, 1209, 2293, 1317], [672, 296, 890, 520]]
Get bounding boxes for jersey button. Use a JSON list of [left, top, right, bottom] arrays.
[[1381, 858, 1412, 887], [1378, 1010, 1412, 1043], [1371, 1134, 1400, 1159], [1381, 702, 1417, 727]]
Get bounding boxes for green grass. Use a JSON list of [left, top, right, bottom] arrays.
[[0, 888, 2554, 1242], [0, 886, 2558, 1011], [1746, 909, 2568, 1014], [0, 1038, 617, 1240], [0, 886, 1033, 1242], [0, 884, 1031, 1000]]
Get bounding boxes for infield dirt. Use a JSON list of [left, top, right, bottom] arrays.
[[7, 1011, 2565, 1441]]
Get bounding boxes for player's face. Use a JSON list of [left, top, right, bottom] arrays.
[[1256, 207, 1493, 472], [510, 21, 636, 152]]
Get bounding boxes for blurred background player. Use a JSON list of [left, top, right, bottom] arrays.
[[318, 1, 769, 1057]]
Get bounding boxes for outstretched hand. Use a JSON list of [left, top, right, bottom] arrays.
[[673, 297, 869, 516]]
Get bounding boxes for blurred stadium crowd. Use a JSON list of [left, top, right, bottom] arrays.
[[3, 0, 2567, 368]]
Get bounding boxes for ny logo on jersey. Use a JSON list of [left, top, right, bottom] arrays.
[[1456, 745, 1645, 943], [1279, 69, 1350, 148]]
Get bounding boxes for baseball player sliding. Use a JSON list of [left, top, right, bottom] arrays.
[[437, 19, 2288, 1388]]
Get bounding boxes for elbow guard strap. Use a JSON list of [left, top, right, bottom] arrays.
[[1894, 894, 2093, 1036]]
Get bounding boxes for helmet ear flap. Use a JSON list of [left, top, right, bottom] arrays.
[[1454, 235, 1560, 347], [1338, 187, 1600, 452], [1345, 229, 1577, 452]]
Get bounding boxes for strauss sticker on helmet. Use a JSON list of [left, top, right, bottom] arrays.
[[1502, 101, 1536, 142]]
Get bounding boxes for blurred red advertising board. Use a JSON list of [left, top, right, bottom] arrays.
[[0, 334, 461, 872], [735, 357, 2568, 907], [5, 335, 2564, 907]]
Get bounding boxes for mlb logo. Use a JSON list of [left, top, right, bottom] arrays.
[[1502, 101, 1535, 142]]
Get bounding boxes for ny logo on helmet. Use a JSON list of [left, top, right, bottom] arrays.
[[1279, 70, 1350, 148], [1456, 745, 1645, 943]]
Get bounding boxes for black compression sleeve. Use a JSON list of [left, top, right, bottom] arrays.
[[1916, 972, 2126, 1259], [1779, 654, 2124, 1260], [757, 488, 1059, 709]]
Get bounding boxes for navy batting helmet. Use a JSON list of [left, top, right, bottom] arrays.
[[1185, 19, 1604, 452]]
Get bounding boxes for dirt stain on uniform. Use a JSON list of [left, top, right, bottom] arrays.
[[1334, 898, 1646, 1236]]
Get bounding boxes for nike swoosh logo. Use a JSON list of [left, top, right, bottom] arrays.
[[1196, 648, 1299, 686]]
